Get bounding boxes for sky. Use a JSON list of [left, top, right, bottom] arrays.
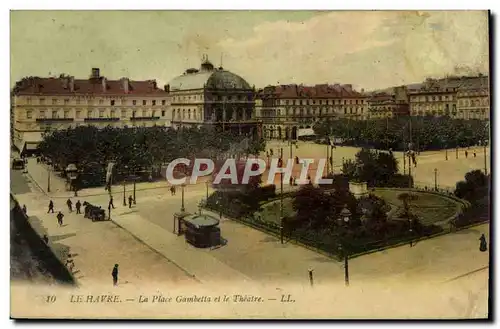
[[10, 10, 489, 91]]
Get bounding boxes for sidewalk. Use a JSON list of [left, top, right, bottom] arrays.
[[111, 212, 254, 285], [14, 192, 195, 288]]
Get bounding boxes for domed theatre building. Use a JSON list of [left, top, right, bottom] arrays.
[[166, 56, 261, 137]]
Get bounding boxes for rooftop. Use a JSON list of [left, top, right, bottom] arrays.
[[13, 69, 168, 96], [257, 84, 365, 99]]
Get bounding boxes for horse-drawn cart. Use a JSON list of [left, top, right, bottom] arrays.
[[83, 202, 108, 221]]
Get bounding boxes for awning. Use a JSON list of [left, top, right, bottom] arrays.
[[297, 128, 315, 137], [25, 142, 39, 150]]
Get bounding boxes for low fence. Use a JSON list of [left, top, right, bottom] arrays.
[[10, 194, 76, 285]]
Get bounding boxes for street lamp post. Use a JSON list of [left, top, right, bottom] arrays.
[[181, 184, 186, 213], [133, 177, 137, 205], [483, 140, 488, 175], [123, 165, 128, 206], [280, 147, 284, 244], [409, 219, 413, 247], [338, 205, 352, 286], [434, 168, 438, 191], [66, 164, 78, 197], [47, 167, 51, 193]]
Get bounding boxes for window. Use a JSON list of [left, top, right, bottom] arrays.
[[64, 110, 70, 118], [51, 110, 58, 118], [285, 100, 289, 105], [52, 99, 57, 105], [162, 100, 166, 106], [111, 110, 116, 118], [26, 110, 33, 119], [111, 100, 115, 106], [121, 110, 126, 118], [121, 99, 126, 105], [39, 98, 45, 105], [132, 110, 137, 118], [64, 99, 69, 105], [26, 98, 32, 105], [182, 109, 185, 119], [161, 110, 166, 117], [39, 110, 46, 119], [188, 109, 191, 119], [133, 100, 137, 106], [152, 110, 157, 117], [293, 100, 296, 105], [99, 99, 104, 105], [99, 109, 105, 118], [344, 100, 347, 105], [344, 108, 347, 114], [152, 100, 156, 106], [143, 100, 147, 106], [76, 110, 81, 119]]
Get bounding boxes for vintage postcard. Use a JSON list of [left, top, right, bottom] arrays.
[[9, 10, 490, 319]]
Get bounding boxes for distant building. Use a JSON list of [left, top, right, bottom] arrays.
[[367, 86, 409, 118], [11, 68, 170, 154], [166, 56, 259, 137], [255, 84, 368, 140], [408, 75, 489, 119], [456, 75, 490, 120]]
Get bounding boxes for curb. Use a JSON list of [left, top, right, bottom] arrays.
[[109, 218, 201, 284]]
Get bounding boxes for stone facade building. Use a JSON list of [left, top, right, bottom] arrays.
[[255, 84, 368, 140], [166, 56, 260, 136], [408, 75, 489, 120], [367, 86, 409, 118], [12, 68, 170, 153]]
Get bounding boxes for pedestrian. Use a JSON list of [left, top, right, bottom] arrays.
[[289, 176, 293, 186], [307, 175, 312, 184], [474, 152, 477, 158], [479, 234, 487, 252], [65, 254, 75, 273], [57, 211, 64, 226], [43, 234, 49, 244], [170, 186, 175, 196], [112, 264, 119, 286], [128, 195, 133, 208], [465, 151, 468, 158], [329, 156, 333, 166], [22, 204, 27, 215], [66, 199, 73, 213], [109, 196, 115, 209], [75, 200, 82, 214], [270, 148, 273, 156], [173, 186, 176, 195], [47, 200, 55, 213]]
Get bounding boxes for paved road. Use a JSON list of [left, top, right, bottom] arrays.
[[10, 169, 32, 195]]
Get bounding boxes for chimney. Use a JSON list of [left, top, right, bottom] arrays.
[[151, 80, 157, 89], [164, 84, 170, 93], [102, 77, 107, 92], [61, 77, 68, 89], [91, 68, 100, 79], [122, 78, 129, 93], [69, 76, 75, 92]]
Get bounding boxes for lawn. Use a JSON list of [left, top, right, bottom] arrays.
[[372, 189, 460, 226], [257, 189, 460, 228], [258, 198, 295, 225]]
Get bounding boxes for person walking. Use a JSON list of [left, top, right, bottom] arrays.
[[65, 254, 75, 273], [112, 264, 119, 286], [47, 200, 55, 214], [43, 234, 49, 244], [57, 211, 64, 226], [128, 195, 133, 208], [170, 186, 175, 196], [109, 196, 115, 209], [75, 200, 82, 214], [465, 150, 469, 158], [479, 234, 487, 252], [474, 152, 477, 158], [66, 199, 73, 213], [22, 204, 27, 215]]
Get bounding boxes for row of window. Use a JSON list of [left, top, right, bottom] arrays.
[[24, 109, 167, 119], [265, 99, 365, 106], [458, 98, 489, 107], [411, 109, 488, 116], [171, 94, 253, 102], [410, 95, 455, 102], [23, 97, 167, 106], [173, 108, 202, 121], [259, 106, 365, 117]]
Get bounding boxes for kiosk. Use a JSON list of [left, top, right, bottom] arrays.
[[182, 214, 221, 248]]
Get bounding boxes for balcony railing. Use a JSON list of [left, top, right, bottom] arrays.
[[84, 117, 120, 122], [130, 116, 160, 121], [36, 118, 74, 123]]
